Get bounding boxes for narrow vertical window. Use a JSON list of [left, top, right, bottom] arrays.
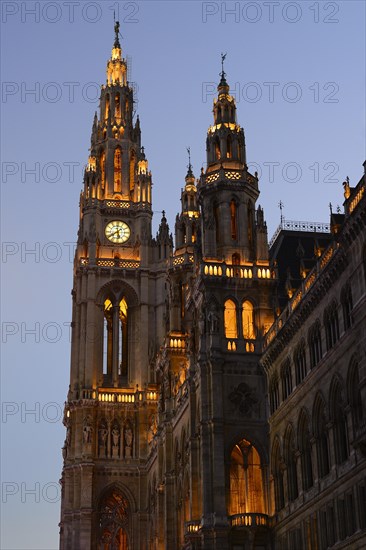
[[129, 150, 135, 191], [224, 299, 238, 339], [215, 137, 220, 160], [230, 200, 237, 240], [103, 299, 113, 377], [242, 301, 255, 339], [114, 148, 122, 193], [100, 151, 106, 190], [105, 94, 110, 121], [119, 298, 128, 377], [227, 135, 232, 159], [115, 92, 121, 122]]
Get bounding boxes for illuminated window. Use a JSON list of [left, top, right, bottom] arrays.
[[129, 150, 135, 190], [115, 93, 121, 121], [119, 298, 128, 376], [98, 489, 129, 550], [114, 148, 122, 193], [242, 301, 255, 339], [227, 135, 232, 159], [229, 439, 265, 515], [105, 94, 110, 121], [224, 299, 238, 339], [215, 137, 220, 160], [230, 200, 237, 240], [100, 152, 106, 190]]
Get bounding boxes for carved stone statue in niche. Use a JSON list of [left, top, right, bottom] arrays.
[[83, 417, 93, 445], [124, 422, 133, 458], [207, 307, 219, 334], [111, 424, 120, 458], [98, 423, 108, 457], [147, 414, 157, 446]]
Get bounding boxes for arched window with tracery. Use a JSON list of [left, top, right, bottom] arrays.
[[348, 358, 364, 430], [341, 283, 353, 331], [294, 339, 307, 385], [298, 410, 313, 491], [269, 374, 280, 414], [103, 299, 113, 376], [281, 359, 293, 400], [324, 301, 339, 351], [271, 438, 284, 512], [114, 148, 122, 193], [229, 439, 265, 516], [313, 395, 330, 478], [224, 299, 238, 339], [98, 489, 129, 550], [105, 94, 110, 121], [308, 320, 322, 368], [330, 378, 349, 464], [103, 295, 129, 384], [284, 425, 298, 502], [242, 300, 255, 340]]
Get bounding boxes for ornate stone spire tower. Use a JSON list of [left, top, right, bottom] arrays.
[[59, 24, 165, 550]]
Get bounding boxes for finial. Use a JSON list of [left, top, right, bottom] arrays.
[[278, 200, 284, 225], [343, 176, 351, 199], [329, 202, 333, 215], [336, 205, 341, 213]]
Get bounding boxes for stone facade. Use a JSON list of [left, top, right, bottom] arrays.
[[59, 25, 366, 550]]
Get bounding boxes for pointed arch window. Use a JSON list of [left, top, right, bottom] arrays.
[[313, 397, 330, 478], [330, 380, 349, 464], [227, 135, 233, 159], [98, 489, 129, 550], [308, 320, 322, 368], [324, 301, 339, 351], [103, 299, 113, 376], [341, 284, 353, 331], [348, 359, 364, 429], [269, 374, 280, 414], [224, 299, 238, 339], [294, 339, 307, 385], [129, 150, 135, 191], [115, 92, 121, 122], [114, 148, 122, 193], [298, 412, 313, 490], [242, 300, 255, 340], [284, 426, 298, 502], [119, 298, 128, 376], [105, 94, 110, 121], [100, 151, 106, 190], [281, 359, 293, 400], [103, 296, 129, 384], [229, 439, 265, 516], [215, 137, 220, 161], [272, 439, 284, 512], [230, 199, 238, 240]]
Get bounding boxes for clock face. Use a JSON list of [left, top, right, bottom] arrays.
[[105, 221, 131, 244]]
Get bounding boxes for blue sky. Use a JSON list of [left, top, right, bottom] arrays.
[[1, 1, 365, 548]]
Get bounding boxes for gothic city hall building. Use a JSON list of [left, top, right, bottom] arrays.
[[59, 24, 366, 550]]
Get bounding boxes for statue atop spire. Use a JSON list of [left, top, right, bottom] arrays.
[[219, 52, 228, 89], [186, 146, 193, 177], [114, 19, 121, 48]]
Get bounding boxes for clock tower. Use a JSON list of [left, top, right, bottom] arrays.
[[59, 23, 169, 549]]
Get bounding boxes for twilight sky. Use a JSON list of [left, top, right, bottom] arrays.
[[1, 1, 365, 548]]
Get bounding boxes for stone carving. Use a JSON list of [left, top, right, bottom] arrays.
[[148, 414, 157, 446], [83, 417, 93, 444], [229, 382, 259, 417]]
